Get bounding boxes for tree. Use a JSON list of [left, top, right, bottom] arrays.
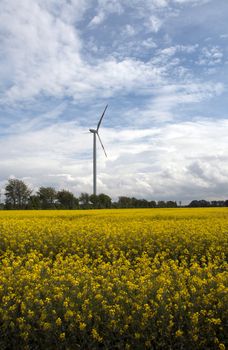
[[118, 196, 133, 208], [188, 199, 210, 207], [157, 201, 166, 208], [89, 194, 99, 208], [5, 178, 32, 209], [149, 200, 157, 208], [166, 201, 177, 208], [0, 189, 4, 210], [27, 195, 41, 209], [98, 193, 112, 208], [89, 194, 112, 209], [79, 193, 91, 209], [57, 190, 79, 209], [37, 187, 57, 209]]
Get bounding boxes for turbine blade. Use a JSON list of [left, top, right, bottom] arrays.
[[97, 133, 107, 158], [96, 105, 108, 131]]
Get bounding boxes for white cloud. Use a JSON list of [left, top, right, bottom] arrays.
[[0, 0, 227, 203], [0, 0, 223, 105], [0, 0, 167, 104], [123, 82, 224, 125], [173, 0, 211, 5], [35, 0, 91, 24], [0, 0, 82, 102], [141, 38, 157, 49], [88, 0, 123, 27], [0, 117, 228, 203], [88, 12, 105, 27], [160, 44, 198, 57], [147, 16, 163, 33], [220, 34, 228, 39], [197, 46, 224, 66], [124, 25, 136, 37]]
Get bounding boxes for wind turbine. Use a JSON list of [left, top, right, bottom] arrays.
[[89, 105, 108, 196]]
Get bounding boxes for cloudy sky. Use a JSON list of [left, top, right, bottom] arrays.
[[0, 0, 228, 203]]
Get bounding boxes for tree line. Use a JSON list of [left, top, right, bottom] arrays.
[[0, 179, 227, 210], [0, 178, 178, 210], [188, 199, 228, 207]]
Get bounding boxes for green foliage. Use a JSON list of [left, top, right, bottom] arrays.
[[57, 190, 79, 209], [79, 192, 91, 209], [89, 193, 112, 209], [37, 187, 57, 209], [4, 179, 32, 209]]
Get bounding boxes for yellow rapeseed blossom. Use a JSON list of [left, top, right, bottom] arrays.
[[55, 317, 62, 326], [79, 322, 86, 331], [92, 328, 103, 342], [0, 208, 227, 349], [176, 329, 183, 337], [59, 332, 65, 341], [219, 344, 226, 350]]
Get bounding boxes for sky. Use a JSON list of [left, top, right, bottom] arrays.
[[0, 0, 228, 203]]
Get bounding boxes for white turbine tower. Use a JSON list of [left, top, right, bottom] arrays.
[[89, 105, 108, 196]]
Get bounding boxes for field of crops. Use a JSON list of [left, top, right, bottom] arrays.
[[0, 208, 227, 349]]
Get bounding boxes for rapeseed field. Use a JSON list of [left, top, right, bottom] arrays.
[[0, 208, 227, 349]]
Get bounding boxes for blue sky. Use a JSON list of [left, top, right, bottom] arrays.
[[0, 0, 228, 203]]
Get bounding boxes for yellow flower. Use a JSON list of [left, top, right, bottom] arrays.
[[92, 328, 103, 342], [175, 330, 183, 337], [42, 322, 51, 331], [64, 310, 74, 320], [56, 317, 62, 327], [219, 344, 225, 350], [79, 322, 86, 331], [59, 332, 65, 341], [0, 208, 227, 349]]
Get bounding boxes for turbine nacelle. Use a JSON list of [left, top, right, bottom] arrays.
[[89, 128, 97, 133]]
